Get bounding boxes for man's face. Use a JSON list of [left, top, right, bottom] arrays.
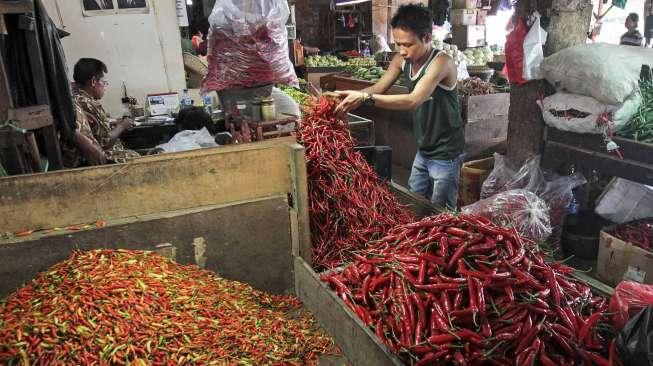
[[392, 27, 430, 63], [89, 74, 108, 99], [626, 18, 636, 30]]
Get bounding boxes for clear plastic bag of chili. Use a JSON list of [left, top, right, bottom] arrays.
[[462, 189, 552, 243], [201, 0, 298, 93]]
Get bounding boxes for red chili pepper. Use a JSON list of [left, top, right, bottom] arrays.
[[428, 333, 458, 345], [417, 260, 428, 285], [411, 293, 427, 344], [454, 350, 467, 366], [447, 244, 468, 272], [579, 312, 603, 344], [416, 350, 449, 366]]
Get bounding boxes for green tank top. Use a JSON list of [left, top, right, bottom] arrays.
[[403, 49, 464, 160]]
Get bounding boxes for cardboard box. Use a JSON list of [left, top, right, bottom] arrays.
[[476, 10, 488, 25], [452, 0, 477, 9], [450, 9, 478, 26], [596, 228, 653, 286], [452, 25, 486, 50]]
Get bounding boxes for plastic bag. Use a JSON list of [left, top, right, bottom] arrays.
[[480, 153, 542, 199], [610, 281, 653, 331], [462, 189, 552, 243], [202, 0, 298, 93], [595, 178, 653, 224], [522, 15, 547, 81], [535, 171, 587, 253], [481, 153, 586, 253], [504, 18, 528, 84], [616, 306, 653, 366], [156, 127, 217, 153], [271, 86, 300, 117], [541, 43, 653, 105]]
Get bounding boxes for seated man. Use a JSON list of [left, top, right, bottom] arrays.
[[64, 58, 139, 167]]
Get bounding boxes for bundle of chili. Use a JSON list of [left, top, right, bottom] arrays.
[[322, 213, 616, 365], [298, 96, 414, 269], [0, 249, 334, 365]]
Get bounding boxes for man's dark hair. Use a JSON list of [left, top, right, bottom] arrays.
[[628, 13, 639, 24], [175, 107, 212, 131], [390, 4, 433, 40], [73, 58, 107, 85]]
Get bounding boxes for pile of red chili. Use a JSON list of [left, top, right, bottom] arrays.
[[298, 96, 414, 269], [0, 249, 334, 365], [609, 218, 653, 250], [322, 213, 617, 365]]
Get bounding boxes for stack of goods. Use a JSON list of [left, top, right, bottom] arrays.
[[0, 249, 334, 365], [450, 0, 486, 50], [305, 55, 345, 68], [297, 97, 414, 269], [322, 214, 616, 365], [201, 0, 297, 92], [457, 77, 497, 122], [349, 66, 385, 83], [432, 40, 467, 65], [343, 57, 377, 74], [539, 44, 650, 139]]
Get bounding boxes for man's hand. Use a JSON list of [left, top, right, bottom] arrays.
[[334, 90, 366, 116], [117, 117, 135, 131]]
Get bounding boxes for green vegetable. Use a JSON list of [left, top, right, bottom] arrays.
[[618, 67, 653, 143]]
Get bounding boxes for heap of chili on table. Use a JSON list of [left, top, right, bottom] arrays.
[[300, 96, 618, 365]]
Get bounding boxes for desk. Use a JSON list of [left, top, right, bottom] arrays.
[[121, 122, 177, 150]]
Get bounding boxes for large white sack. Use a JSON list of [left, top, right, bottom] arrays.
[[541, 43, 653, 105], [538, 92, 641, 134]]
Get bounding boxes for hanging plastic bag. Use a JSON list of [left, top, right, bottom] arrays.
[[522, 15, 547, 81], [202, 0, 298, 93], [462, 189, 552, 243], [504, 17, 528, 84], [610, 282, 653, 331], [616, 306, 653, 366]]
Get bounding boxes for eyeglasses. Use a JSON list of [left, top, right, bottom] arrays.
[[94, 78, 109, 87]]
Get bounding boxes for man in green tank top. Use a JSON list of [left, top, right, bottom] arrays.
[[334, 4, 464, 209]]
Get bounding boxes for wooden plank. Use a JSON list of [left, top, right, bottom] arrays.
[[546, 127, 653, 166], [40, 125, 63, 170], [0, 139, 297, 233], [467, 93, 510, 122], [0, 197, 294, 298], [0, 1, 33, 15], [289, 143, 313, 266], [294, 257, 403, 366], [389, 182, 443, 217], [320, 74, 408, 95], [542, 141, 653, 186], [8, 105, 53, 130]]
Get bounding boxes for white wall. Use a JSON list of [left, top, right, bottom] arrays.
[[43, 0, 186, 117]]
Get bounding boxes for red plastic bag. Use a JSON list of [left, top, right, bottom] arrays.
[[504, 18, 528, 85], [610, 281, 653, 331]]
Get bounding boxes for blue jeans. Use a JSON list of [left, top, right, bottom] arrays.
[[408, 151, 464, 210]]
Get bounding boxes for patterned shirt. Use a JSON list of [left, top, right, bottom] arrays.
[[620, 30, 643, 46], [72, 84, 139, 164]]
